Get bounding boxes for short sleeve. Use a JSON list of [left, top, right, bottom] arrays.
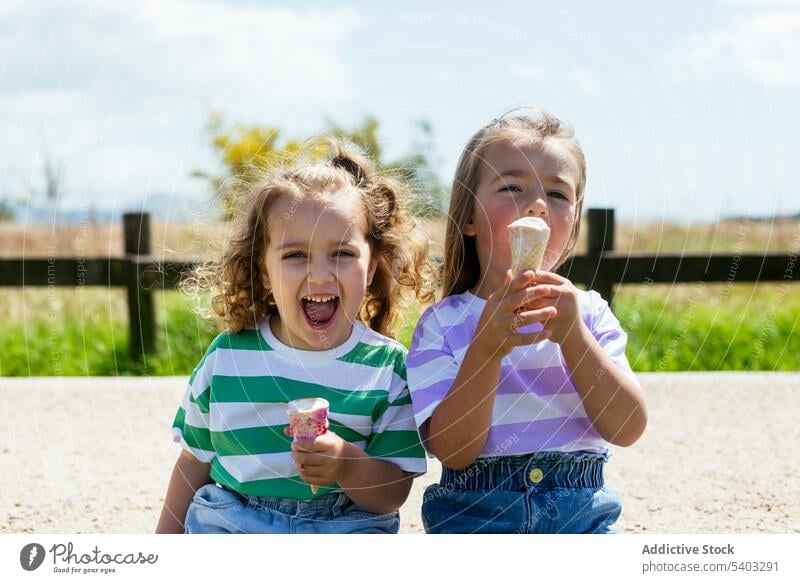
[[171, 348, 217, 463], [587, 290, 641, 387], [405, 307, 462, 442], [365, 354, 427, 474]]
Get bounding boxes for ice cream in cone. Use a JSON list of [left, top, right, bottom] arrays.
[[508, 217, 550, 273], [286, 397, 330, 494]]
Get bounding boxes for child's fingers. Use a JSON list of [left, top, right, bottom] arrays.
[[518, 296, 558, 313], [292, 436, 330, 453], [299, 468, 328, 480], [500, 270, 536, 296], [512, 306, 557, 329], [283, 426, 292, 437], [526, 284, 556, 299], [296, 464, 323, 479], [504, 286, 551, 313], [291, 444, 324, 462], [530, 270, 570, 286], [294, 459, 326, 475], [518, 289, 556, 313], [291, 441, 315, 454], [291, 449, 312, 465], [292, 446, 333, 465], [296, 468, 316, 484], [291, 431, 337, 453], [296, 464, 331, 485]]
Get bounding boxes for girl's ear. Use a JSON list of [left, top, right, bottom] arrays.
[[366, 255, 378, 286], [462, 216, 477, 237]]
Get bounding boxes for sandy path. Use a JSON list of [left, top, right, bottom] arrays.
[[1, 373, 798, 533]]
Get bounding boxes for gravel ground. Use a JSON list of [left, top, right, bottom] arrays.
[[1, 373, 798, 534]]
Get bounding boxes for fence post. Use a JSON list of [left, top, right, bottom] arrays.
[[124, 212, 156, 362], [586, 208, 616, 305]]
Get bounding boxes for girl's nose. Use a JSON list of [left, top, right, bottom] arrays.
[[524, 193, 549, 218], [307, 258, 334, 285]]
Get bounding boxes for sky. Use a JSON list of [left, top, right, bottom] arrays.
[[1, 0, 799, 222]]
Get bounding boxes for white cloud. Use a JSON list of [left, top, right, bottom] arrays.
[[0, 0, 362, 208], [667, 6, 800, 88], [1, 0, 360, 102]]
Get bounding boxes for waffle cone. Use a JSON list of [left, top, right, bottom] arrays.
[[508, 217, 550, 273]]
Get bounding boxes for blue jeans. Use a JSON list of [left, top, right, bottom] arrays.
[[421, 451, 622, 534], [185, 483, 400, 534]]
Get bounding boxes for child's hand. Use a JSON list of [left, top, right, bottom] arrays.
[[473, 269, 554, 359], [522, 270, 585, 345], [290, 431, 349, 487]]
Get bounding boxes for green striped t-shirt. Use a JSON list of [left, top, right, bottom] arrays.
[[171, 317, 427, 499]]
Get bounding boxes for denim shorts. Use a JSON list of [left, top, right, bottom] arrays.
[[421, 451, 622, 534], [184, 483, 400, 534]]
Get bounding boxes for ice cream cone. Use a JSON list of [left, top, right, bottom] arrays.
[[286, 398, 330, 495], [508, 217, 550, 273]]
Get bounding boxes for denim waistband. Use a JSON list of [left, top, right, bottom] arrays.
[[219, 485, 350, 517], [440, 451, 608, 492]]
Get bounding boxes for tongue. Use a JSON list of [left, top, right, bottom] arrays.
[[303, 299, 337, 324]]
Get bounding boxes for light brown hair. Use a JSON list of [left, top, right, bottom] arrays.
[[183, 138, 436, 337], [442, 108, 587, 297]]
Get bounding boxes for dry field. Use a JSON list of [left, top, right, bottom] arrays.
[[2, 216, 798, 259]]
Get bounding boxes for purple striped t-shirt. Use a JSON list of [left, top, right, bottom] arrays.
[[406, 289, 640, 456]]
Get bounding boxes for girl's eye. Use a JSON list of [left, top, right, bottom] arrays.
[[498, 184, 523, 193], [547, 191, 568, 201], [282, 252, 306, 260], [335, 250, 355, 258]]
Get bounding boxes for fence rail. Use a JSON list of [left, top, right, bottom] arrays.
[[1, 209, 797, 361]]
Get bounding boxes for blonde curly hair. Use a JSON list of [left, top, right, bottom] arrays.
[[182, 138, 437, 338]]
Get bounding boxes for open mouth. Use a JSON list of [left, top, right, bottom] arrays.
[[300, 295, 340, 329]]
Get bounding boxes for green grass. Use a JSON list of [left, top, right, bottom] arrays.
[[1, 283, 798, 376], [614, 282, 800, 371], [0, 291, 218, 376]]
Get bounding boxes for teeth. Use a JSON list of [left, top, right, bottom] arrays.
[[302, 295, 336, 303]]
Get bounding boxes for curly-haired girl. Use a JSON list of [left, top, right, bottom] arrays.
[[156, 140, 435, 534]]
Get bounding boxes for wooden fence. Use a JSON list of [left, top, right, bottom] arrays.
[[1, 209, 797, 361]]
